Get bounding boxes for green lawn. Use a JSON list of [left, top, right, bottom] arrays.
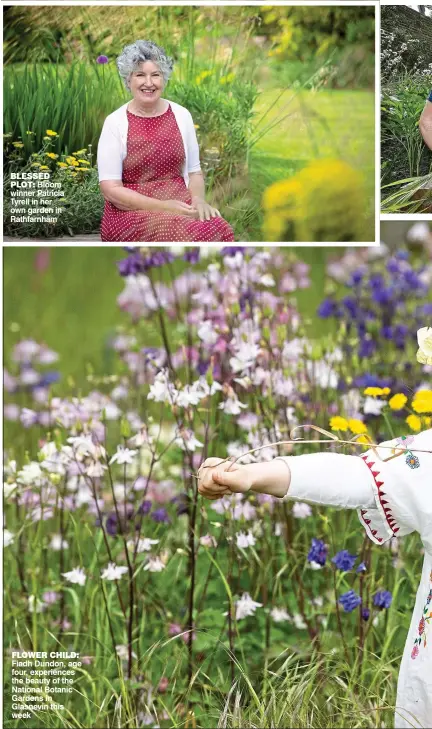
[[249, 89, 375, 241]]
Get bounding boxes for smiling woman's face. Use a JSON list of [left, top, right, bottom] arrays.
[[129, 61, 164, 105]]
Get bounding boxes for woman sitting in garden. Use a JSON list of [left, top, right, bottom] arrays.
[[97, 40, 235, 242], [198, 425, 432, 729], [419, 91, 432, 149]]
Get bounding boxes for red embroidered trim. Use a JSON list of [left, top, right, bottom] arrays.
[[360, 454, 399, 539]]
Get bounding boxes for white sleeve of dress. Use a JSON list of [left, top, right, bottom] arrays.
[[186, 112, 201, 174], [97, 118, 123, 182], [275, 428, 432, 549]]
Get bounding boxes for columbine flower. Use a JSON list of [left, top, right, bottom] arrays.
[[307, 538, 328, 567], [332, 550, 357, 572], [62, 567, 86, 586], [28, 596, 46, 613], [236, 530, 256, 548], [373, 590, 392, 609], [338, 590, 361, 612], [219, 395, 247, 415], [127, 537, 159, 553], [49, 535, 69, 551], [199, 534, 218, 548], [292, 502, 312, 519], [109, 446, 137, 465], [416, 327, 432, 365], [4, 529, 15, 547], [232, 592, 263, 620], [116, 644, 137, 660], [101, 562, 128, 580], [174, 428, 204, 452], [270, 607, 290, 623], [144, 556, 165, 572], [356, 562, 367, 573]]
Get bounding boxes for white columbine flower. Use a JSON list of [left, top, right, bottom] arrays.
[[219, 396, 247, 415], [116, 644, 137, 660], [147, 370, 178, 405], [230, 342, 259, 373], [199, 534, 218, 548], [417, 327, 432, 365], [49, 535, 69, 551], [197, 320, 219, 345], [86, 462, 107, 478], [236, 530, 256, 549], [127, 537, 159, 553], [292, 502, 312, 519], [17, 462, 43, 486], [271, 607, 290, 623], [4, 529, 15, 547], [144, 556, 165, 572], [62, 567, 86, 586], [175, 429, 204, 452], [101, 562, 129, 581], [233, 592, 263, 620], [28, 595, 46, 613], [109, 446, 137, 466]]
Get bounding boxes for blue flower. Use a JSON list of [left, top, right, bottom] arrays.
[[138, 500, 152, 516], [373, 590, 392, 609], [151, 507, 170, 524], [183, 249, 200, 264], [356, 562, 367, 573], [307, 538, 328, 566], [332, 550, 357, 572], [361, 607, 370, 621], [338, 590, 361, 612], [221, 247, 245, 255]]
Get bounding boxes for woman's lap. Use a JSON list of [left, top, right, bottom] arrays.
[[101, 209, 234, 242]]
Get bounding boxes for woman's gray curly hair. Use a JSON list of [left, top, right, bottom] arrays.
[[116, 40, 174, 89]]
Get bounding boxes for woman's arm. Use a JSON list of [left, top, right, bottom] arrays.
[[100, 181, 165, 212], [420, 100, 432, 149]]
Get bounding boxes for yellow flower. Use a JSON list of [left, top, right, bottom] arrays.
[[220, 72, 235, 85], [424, 416, 432, 428], [39, 166, 49, 170], [78, 159, 90, 165], [65, 156, 79, 167], [406, 414, 422, 432], [73, 149, 87, 155], [363, 387, 385, 397], [356, 435, 371, 445], [31, 163, 41, 167], [57, 162, 68, 168], [329, 416, 348, 432], [46, 153, 59, 160], [194, 124, 200, 130], [411, 389, 432, 414], [348, 418, 367, 434], [77, 167, 90, 172], [12, 142, 24, 148], [262, 159, 365, 242], [46, 129, 58, 136], [388, 393, 407, 411], [382, 387, 391, 396], [195, 70, 212, 85]]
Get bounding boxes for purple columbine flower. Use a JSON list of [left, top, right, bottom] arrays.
[[373, 590, 392, 609], [332, 550, 357, 572], [138, 500, 152, 516], [221, 246, 245, 255], [183, 249, 200, 264], [356, 562, 367, 573], [361, 607, 370, 621], [97, 55, 109, 64], [317, 298, 338, 318], [307, 538, 328, 567], [106, 513, 118, 536], [151, 507, 170, 524], [338, 590, 361, 613]]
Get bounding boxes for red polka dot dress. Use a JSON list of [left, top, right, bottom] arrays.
[[101, 105, 235, 242]]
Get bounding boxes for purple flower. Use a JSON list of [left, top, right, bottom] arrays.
[[338, 590, 361, 613], [307, 538, 328, 567], [361, 608, 370, 621], [97, 55, 109, 64], [138, 500, 152, 516], [151, 507, 170, 524], [317, 298, 338, 318], [106, 513, 118, 536], [373, 590, 392, 609], [183, 249, 200, 264], [171, 493, 189, 516], [356, 562, 367, 573], [221, 247, 245, 255], [332, 550, 357, 572]]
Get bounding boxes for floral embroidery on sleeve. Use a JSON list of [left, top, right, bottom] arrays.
[[412, 570, 432, 659], [393, 435, 421, 470]]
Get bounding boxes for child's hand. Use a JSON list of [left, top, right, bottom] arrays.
[[197, 457, 254, 500]]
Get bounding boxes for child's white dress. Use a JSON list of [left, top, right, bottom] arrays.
[[276, 428, 432, 729]]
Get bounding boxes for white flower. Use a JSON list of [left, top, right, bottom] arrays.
[[197, 320, 219, 345], [259, 274, 275, 287], [28, 596, 46, 613], [4, 482, 18, 499], [199, 534, 218, 548], [292, 613, 307, 629], [407, 222, 430, 243], [219, 396, 247, 415], [230, 342, 259, 373], [176, 385, 203, 409], [147, 371, 178, 404], [175, 429, 203, 452], [49, 535, 69, 551], [116, 644, 137, 660], [127, 537, 159, 553], [416, 327, 432, 365], [236, 530, 256, 549], [271, 607, 290, 623], [309, 561, 323, 571], [109, 446, 137, 466], [17, 462, 43, 486], [62, 567, 86, 586], [292, 502, 312, 519], [274, 522, 282, 537], [86, 462, 107, 478], [4, 529, 15, 547], [233, 592, 262, 620], [144, 556, 165, 572], [363, 396, 386, 416], [101, 562, 128, 581]]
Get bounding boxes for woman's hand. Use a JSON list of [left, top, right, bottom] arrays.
[[191, 196, 221, 222], [162, 200, 199, 217], [197, 457, 254, 500]]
